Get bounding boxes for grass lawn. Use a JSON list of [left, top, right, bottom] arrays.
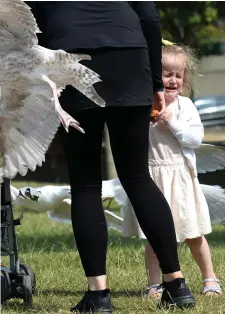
[[1, 181, 225, 314]]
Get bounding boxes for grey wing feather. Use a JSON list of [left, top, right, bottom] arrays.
[[0, 0, 40, 48], [43, 50, 105, 107], [201, 184, 225, 224], [196, 144, 225, 174]]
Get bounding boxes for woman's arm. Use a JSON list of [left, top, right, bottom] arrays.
[[129, 1, 163, 92], [166, 99, 204, 149]]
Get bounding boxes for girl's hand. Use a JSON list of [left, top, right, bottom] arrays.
[[159, 107, 173, 123]]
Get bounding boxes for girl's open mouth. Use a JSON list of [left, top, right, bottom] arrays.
[[165, 87, 177, 94], [166, 86, 177, 91]]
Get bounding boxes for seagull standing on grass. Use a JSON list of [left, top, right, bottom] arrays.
[[13, 184, 123, 233], [0, 0, 105, 183]]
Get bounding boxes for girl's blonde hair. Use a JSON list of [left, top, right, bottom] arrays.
[[162, 44, 198, 97]]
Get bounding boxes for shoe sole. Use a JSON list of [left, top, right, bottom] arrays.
[[71, 308, 113, 313], [158, 296, 196, 309]]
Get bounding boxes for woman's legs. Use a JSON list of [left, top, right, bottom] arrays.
[[106, 106, 181, 278], [59, 105, 181, 280], [59, 107, 108, 290]]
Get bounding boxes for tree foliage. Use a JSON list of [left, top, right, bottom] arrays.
[[156, 1, 224, 50]]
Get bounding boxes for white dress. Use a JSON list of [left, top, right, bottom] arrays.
[[123, 97, 212, 242]]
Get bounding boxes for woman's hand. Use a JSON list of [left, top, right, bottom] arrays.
[[152, 91, 166, 117]]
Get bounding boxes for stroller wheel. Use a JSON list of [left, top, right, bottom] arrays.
[[1, 269, 11, 304], [20, 264, 36, 294], [23, 286, 33, 305]]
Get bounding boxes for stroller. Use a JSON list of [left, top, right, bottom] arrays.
[[1, 178, 36, 305]]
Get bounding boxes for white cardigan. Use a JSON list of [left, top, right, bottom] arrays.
[[164, 95, 204, 177]]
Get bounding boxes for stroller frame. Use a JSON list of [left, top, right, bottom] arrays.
[[1, 178, 35, 305]]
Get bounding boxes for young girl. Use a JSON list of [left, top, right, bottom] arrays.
[[122, 42, 222, 299]]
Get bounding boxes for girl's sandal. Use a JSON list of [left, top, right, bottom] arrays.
[[203, 278, 222, 296], [147, 284, 163, 300]]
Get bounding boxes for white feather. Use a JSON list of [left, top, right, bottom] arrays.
[[104, 210, 123, 233], [200, 185, 225, 225], [102, 178, 128, 207], [10, 184, 19, 201], [0, 0, 105, 183], [47, 198, 72, 224]]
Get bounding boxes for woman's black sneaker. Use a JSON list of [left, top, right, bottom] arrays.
[[160, 278, 196, 309], [71, 289, 113, 313]]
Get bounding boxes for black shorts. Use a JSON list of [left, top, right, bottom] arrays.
[[59, 47, 153, 115]]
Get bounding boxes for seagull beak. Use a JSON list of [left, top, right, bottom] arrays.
[[18, 187, 41, 202], [18, 188, 29, 199]]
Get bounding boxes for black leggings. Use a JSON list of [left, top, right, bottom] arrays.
[[59, 106, 180, 276]]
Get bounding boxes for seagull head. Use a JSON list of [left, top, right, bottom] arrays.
[[19, 187, 41, 202], [58, 186, 71, 199]]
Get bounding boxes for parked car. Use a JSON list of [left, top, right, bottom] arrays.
[[193, 95, 225, 145], [193, 95, 225, 125]]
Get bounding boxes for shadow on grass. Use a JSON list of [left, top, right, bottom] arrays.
[[17, 223, 224, 254], [18, 230, 146, 253], [2, 302, 59, 314], [2, 289, 145, 313], [39, 288, 144, 298], [111, 289, 145, 298], [39, 288, 78, 297]]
